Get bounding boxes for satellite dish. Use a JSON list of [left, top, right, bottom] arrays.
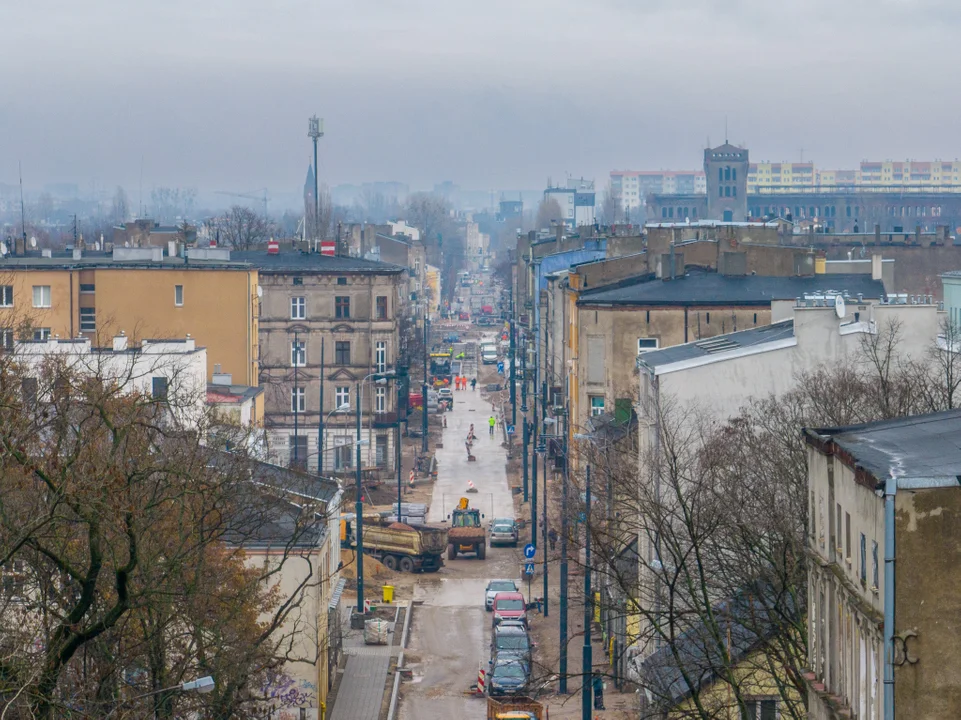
[[94, 241, 101, 251], [834, 294, 846, 319], [29, 236, 36, 248], [256, 285, 263, 298], [124, 241, 130, 247]]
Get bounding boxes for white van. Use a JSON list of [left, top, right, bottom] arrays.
[[481, 345, 498, 365]]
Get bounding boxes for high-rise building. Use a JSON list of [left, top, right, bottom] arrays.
[[704, 143, 749, 221]]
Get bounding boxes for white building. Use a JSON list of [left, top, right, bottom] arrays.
[[545, 178, 596, 227], [387, 220, 421, 242], [15, 334, 207, 430]]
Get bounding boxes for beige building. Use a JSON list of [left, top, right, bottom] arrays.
[[233, 248, 406, 473], [805, 409, 961, 720]]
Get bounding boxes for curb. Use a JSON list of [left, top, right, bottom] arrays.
[[386, 601, 413, 720]]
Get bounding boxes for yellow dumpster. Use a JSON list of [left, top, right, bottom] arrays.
[[383, 585, 394, 603]]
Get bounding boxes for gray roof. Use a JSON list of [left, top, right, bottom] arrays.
[[577, 270, 885, 307], [807, 409, 961, 488], [639, 320, 795, 369], [0, 251, 246, 269], [231, 250, 404, 274]]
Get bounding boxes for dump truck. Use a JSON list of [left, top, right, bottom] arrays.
[[340, 514, 448, 573], [487, 696, 546, 720], [447, 497, 486, 560]]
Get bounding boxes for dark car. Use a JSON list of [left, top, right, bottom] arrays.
[[491, 625, 533, 667], [489, 657, 530, 697]]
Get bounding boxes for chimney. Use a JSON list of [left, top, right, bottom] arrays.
[[915, 225, 922, 245], [267, 238, 280, 254], [112, 332, 128, 352], [15, 237, 24, 255], [72, 247, 82, 261], [871, 254, 883, 281], [874, 224, 881, 244]]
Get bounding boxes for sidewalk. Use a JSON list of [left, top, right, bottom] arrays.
[[329, 604, 401, 720]]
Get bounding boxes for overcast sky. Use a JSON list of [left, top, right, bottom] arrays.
[[2, 0, 960, 200]]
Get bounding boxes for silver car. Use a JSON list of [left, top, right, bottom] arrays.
[[485, 579, 518, 611], [489, 518, 518, 547]]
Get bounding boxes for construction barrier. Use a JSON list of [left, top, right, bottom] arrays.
[[476, 667, 486, 695]]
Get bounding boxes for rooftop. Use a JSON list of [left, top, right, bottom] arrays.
[[638, 320, 795, 370], [646, 220, 780, 229], [806, 409, 961, 489], [207, 384, 264, 404], [576, 270, 885, 307], [231, 249, 404, 274], [0, 250, 246, 269]]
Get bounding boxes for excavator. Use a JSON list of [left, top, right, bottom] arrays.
[[447, 497, 487, 560]]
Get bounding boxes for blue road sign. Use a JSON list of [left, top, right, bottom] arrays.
[[507, 424, 515, 436], [497, 361, 504, 374], [523, 543, 536, 559], [578, 511, 587, 523], [524, 562, 535, 576]]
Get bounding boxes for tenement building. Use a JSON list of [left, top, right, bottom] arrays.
[[234, 246, 406, 474]]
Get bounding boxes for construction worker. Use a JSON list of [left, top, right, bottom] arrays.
[[488, 415, 496, 437], [470, 377, 477, 391]]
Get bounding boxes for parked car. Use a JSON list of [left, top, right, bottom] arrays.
[[438, 387, 453, 407], [485, 579, 518, 611], [489, 657, 530, 697], [489, 518, 519, 547], [492, 591, 528, 627], [491, 624, 533, 668]]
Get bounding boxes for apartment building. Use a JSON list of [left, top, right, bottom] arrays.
[[0, 246, 259, 384], [610, 170, 706, 215], [233, 247, 406, 473], [805, 409, 961, 720]]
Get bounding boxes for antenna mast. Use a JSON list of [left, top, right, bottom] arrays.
[[18, 162, 26, 250]]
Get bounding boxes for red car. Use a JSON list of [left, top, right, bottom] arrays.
[[492, 591, 527, 627], [458, 311, 470, 321]]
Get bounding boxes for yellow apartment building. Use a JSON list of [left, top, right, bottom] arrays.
[[0, 246, 259, 384]]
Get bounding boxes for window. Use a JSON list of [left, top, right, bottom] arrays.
[[724, 167, 731, 181], [335, 296, 350, 318], [706, 312, 711, 324], [291, 340, 306, 367], [872, 540, 879, 588], [335, 341, 350, 365], [741, 699, 777, 720], [376, 341, 387, 372], [845, 511, 851, 562], [151, 376, 168, 400], [291, 387, 305, 413], [0, 329, 12, 350], [376, 295, 388, 320], [835, 503, 842, 552], [79, 307, 96, 332], [335, 386, 350, 408], [719, 168, 724, 182], [289, 435, 307, 466], [1, 560, 25, 601], [33, 328, 50, 341], [637, 338, 658, 353], [725, 186, 731, 197], [860, 533, 867, 584], [32, 286, 51, 308], [375, 434, 388, 466], [291, 296, 306, 319], [590, 396, 605, 417], [0, 286, 12, 307], [337, 277, 347, 286], [79, 283, 95, 294], [375, 386, 386, 413], [719, 186, 724, 197], [732, 185, 736, 197], [293, 276, 304, 286], [174, 285, 184, 306], [21, 377, 37, 406]]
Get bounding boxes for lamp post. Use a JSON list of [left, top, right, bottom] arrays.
[[292, 329, 301, 467], [559, 408, 569, 694], [422, 317, 429, 454], [320, 402, 350, 471], [521, 365, 529, 504], [582, 464, 593, 720], [356, 370, 395, 617], [105, 675, 215, 718]]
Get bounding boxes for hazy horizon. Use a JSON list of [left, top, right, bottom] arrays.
[[4, 0, 961, 200]]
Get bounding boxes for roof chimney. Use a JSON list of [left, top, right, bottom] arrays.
[[267, 238, 280, 254], [113, 332, 128, 352], [871, 254, 883, 281]]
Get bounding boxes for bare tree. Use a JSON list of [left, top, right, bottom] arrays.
[[535, 197, 563, 230], [111, 187, 130, 224], [221, 206, 270, 251]]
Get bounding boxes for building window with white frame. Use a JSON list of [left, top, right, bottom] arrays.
[[291, 387, 305, 413], [32, 286, 51, 308], [291, 340, 306, 367], [33, 328, 50, 341], [590, 396, 605, 417], [375, 386, 386, 414], [0, 286, 12, 307], [741, 698, 778, 720], [174, 284, 184, 307], [79, 307, 96, 332], [375, 341, 387, 372], [291, 296, 306, 319], [335, 386, 349, 408], [637, 337, 658, 354]]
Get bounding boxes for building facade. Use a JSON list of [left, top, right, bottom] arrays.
[[233, 248, 406, 473], [0, 246, 259, 384], [805, 409, 961, 720]]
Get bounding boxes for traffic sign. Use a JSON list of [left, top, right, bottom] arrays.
[[507, 424, 515, 436], [523, 543, 536, 559], [578, 511, 587, 523], [497, 361, 504, 374], [523, 562, 535, 576]]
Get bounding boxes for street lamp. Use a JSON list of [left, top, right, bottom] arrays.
[[582, 465, 593, 720], [356, 370, 395, 618], [105, 675, 214, 718]]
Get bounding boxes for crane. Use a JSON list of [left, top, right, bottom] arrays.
[[214, 189, 269, 217]]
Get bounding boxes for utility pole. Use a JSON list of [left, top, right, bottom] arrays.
[[541, 379, 548, 617], [355, 387, 364, 615], [509, 287, 516, 428], [582, 464, 593, 720], [521, 345, 529, 504], [421, 317, 429, 454], [292, 330, 300, 467], [559, 407, 569, 693], [308, 116, 323, 242]]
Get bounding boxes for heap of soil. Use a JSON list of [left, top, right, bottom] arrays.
[[388, 522, 415, 531], [340, 549, 395, 584]]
